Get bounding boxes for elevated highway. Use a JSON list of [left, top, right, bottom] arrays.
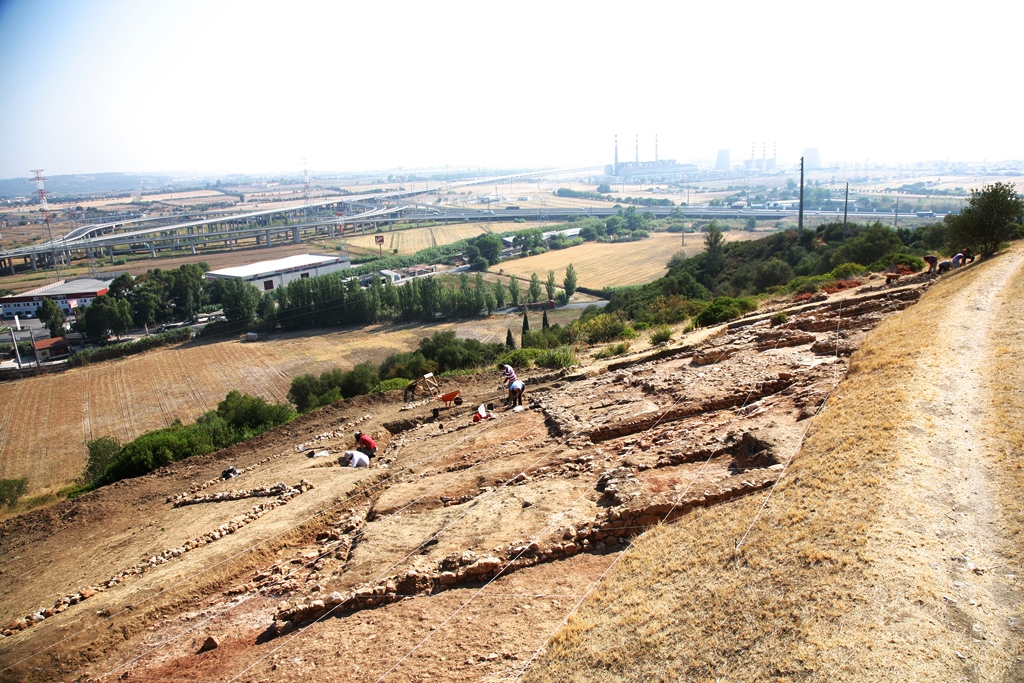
[[0, 165, 938, 275]]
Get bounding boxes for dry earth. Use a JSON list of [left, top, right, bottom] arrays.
[[0, 271, 937, 682]]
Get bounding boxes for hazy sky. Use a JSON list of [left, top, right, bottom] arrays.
[[0, 0, 1020, 178]]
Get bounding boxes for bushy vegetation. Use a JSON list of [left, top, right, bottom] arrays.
[[944, 181, 1024, 257], [0, 477, 28, 507], [594, 342, 631, 359], [288, 330, 506, 412], [649, 325, 673, 344], [74, 264, 211, 339], [68, 327, 193, 367], [87, 391, 295, 487], [606, 219, 947, 329]]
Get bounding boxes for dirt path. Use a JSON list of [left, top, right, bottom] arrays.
[[863, 250, 1024, 680]]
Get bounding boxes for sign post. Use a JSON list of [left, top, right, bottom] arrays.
[[375, 234, 384, 257]]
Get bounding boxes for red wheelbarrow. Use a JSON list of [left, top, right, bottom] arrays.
[[437, 390, 463, 408], [431, 390, 463, 418]]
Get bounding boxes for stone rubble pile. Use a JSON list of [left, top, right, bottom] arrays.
[[166, 449, 291, 504], [173, 480, 314, 507]]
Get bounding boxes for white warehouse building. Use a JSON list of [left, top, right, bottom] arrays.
[[205, 254, 351, 292]]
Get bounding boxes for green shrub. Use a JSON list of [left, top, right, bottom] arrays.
[[536, 346, 578, 369], [787, 276, 822, 294], [770, 312, 788, 326], [372, 377, 411, 393], [69, 328, 193, 367], [594, 342, 631, 359], [567, 312, 636, 344], [93, 391, 294, 486], [649, 325, 673, 344], [84, 435, 121, 483], [867, 253, 925, 273], [497, 348, 546, 369], [694, 297, 757, 327], [0, 477, 28, 507], [828, 262, 867, 280]]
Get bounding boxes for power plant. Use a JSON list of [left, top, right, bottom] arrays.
[[604, 135, 698, 180]]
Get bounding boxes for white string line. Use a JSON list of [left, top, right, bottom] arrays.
[[91, 596, 252, 680], [98, 348, 669, 681], [735, 298, 850, 551], [511, 312, 849, 680], [2, 417, 504, 674], [369, 340, 751, 682]]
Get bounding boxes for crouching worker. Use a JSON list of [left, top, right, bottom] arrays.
[[355, 431, 377, 458], [923, 255, 938, 274], [506, 379, 525, 408], [341, 450, 369, 468]]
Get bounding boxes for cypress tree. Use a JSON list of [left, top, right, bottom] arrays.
[[542, 309, 549, 330], [522, 311, 530, 333], [505, 328, 515, 349]]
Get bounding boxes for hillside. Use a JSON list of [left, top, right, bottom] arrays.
[[0, 249, 1020, 682], [524, 246, 1024, 681]]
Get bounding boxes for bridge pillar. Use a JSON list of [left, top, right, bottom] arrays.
[[109, 247, 115, 264], [292, 226, 300, 244], [7, 259, 13, 275], [190, 240, 196, 255], [150, 244, 156, 258], [30, 254, 37, 271], [265, 229, 272, 247], [328, 224, 335, 239]]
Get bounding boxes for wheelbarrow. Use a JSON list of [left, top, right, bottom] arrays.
[[437, 390, 463, 408], [431, 390, 463, 418]]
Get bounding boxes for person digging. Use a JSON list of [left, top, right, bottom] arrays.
[[355, 431, 377, 458], [505, 379, 525, 409]]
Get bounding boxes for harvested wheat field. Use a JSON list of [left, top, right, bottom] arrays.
[[340, 221, 545, 257], [0, 264, 975, 682], [498, 231, 763, 289], [0, 313, 563, 495]]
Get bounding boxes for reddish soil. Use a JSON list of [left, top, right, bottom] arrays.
[[0, 281, 929, 682]]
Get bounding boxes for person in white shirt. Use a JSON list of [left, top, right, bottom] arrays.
[[342, 450, 369, 468]]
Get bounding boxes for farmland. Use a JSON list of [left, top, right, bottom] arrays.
[[0, 311, 573, 495], [337, 220, 547, 257], [496, 230, 764, 290]]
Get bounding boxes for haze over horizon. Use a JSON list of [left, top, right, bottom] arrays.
[[1, 0, 1021, 179]]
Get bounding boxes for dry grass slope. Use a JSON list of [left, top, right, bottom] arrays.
[[524, 248, 1024, 682]]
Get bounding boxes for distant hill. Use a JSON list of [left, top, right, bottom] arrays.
[[0, 172, 186, 199]]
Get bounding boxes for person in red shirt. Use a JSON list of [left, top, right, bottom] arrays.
[[355, 431, 377, 457]]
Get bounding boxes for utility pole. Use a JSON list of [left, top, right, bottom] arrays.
[[798, 157, 805, 232], [843, 182, 849, 235], [10, 328, 22, 369], [29, 328, 38, 367], [894, 198, 899, 227]]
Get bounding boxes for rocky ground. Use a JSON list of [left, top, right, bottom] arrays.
[[0, 279, 929, 683]]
